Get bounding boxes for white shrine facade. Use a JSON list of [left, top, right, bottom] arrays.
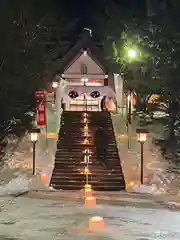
[[52, 30, 124, 112]]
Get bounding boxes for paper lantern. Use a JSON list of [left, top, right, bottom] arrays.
[[83, 138, 89, 144], [84, 131, 89, 137], [83, 112, 88, 117], [85, 196, 96, 207], [84, 167, 90, 174], [85, 188, 93, 197], [40, 173, 48, 182], [83, 117, 87, 123], [126, 180, 139, 192], [84, 184, 92, 190], [84, 124, 88, 131], [89, 216, 105, 230]]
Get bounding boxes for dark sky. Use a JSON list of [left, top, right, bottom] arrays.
[[52, 0, 146, 28], [53, 0, 146, 17]]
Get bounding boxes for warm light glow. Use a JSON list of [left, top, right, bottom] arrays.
[[81, 77, 88, 82], [84, 131, 88, 137], [85, 196, 96, 207], [127, 94, 131, 101], [137, 133, 147, 143], [126, 180, 139, 192], [128, 49, 137, 58], [47, 132, 57, 139], [52, 81, 58, 88], [83, 117, 87, 123], [40, 173, 49, 182], [84, 167, 90, 174], [83, 112, 88, 117], [88, 216, 105, 230], [84, 184, 92, 190], [83, 50, 87, 56], [84, 124, 88, 131], [83, 138, 89, 144], [136, 129, 148, 143], [84, 128, 90, 137], [71, 100, 98, 105], [30, 132, 38, 142], [85, 188, 93, 197]]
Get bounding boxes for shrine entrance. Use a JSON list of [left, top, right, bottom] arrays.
[[69, 98, 100, 111]]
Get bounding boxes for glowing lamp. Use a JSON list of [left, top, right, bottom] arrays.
[[88, 216, 105, 231], [30, 133, 38, 142], [85, 188, 93, 197], [136, 128, 148, 143], [85, 196, 96, 207], [83, 112, 88, 117], [28, 127, 40, 175], [126, 180, 139, 192], [29, 128, 40, 142], [84, 124, 88, 131], [40, 173, 49, 182], [84, 131, 88, 137], [83, 50, 87, 56], [84, 184, 92, 190], [128, 49, 137, 58], [84, 167, 90, 174], [83, 117, 88, 123], [84, 138, 89, 144], [52, 81, 58, 88], [81, 77, 88, 82]]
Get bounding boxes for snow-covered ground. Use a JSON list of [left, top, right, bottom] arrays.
[[0, 131, 56, 195], [0, 196, 179, 239], [0, 96, 60, 195], [0, 109, 179, 238], [111, 112, 180, 195]]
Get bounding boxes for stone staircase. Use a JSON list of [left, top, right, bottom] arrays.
[[50, 111, 125, 191]]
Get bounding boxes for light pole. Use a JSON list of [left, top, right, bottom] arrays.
[[126, 90, 132, 149], [125, 48, 138, 148], [52, 81, 59, 103], [136, 128, 148, 184], [29, 128, 40, 175]]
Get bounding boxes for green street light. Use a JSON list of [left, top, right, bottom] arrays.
[[128, 49, 137, 59]]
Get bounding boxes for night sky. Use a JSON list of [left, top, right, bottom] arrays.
[[53, 0, 146, 25]]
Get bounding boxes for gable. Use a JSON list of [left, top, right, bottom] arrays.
[[64, 52, 105, 75]]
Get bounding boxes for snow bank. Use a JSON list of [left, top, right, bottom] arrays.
[[0, 132, 56, 195], [0, 95, 63, 195], [0, 94, 64, 195], [0, 175, 31, 195], [111, 113, 177, 195], [132, 184, 166, 195]]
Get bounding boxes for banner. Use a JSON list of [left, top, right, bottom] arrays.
[[35, 91, 46, 126]]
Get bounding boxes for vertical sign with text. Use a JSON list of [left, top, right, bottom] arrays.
[[35, 91, 46, 126]]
